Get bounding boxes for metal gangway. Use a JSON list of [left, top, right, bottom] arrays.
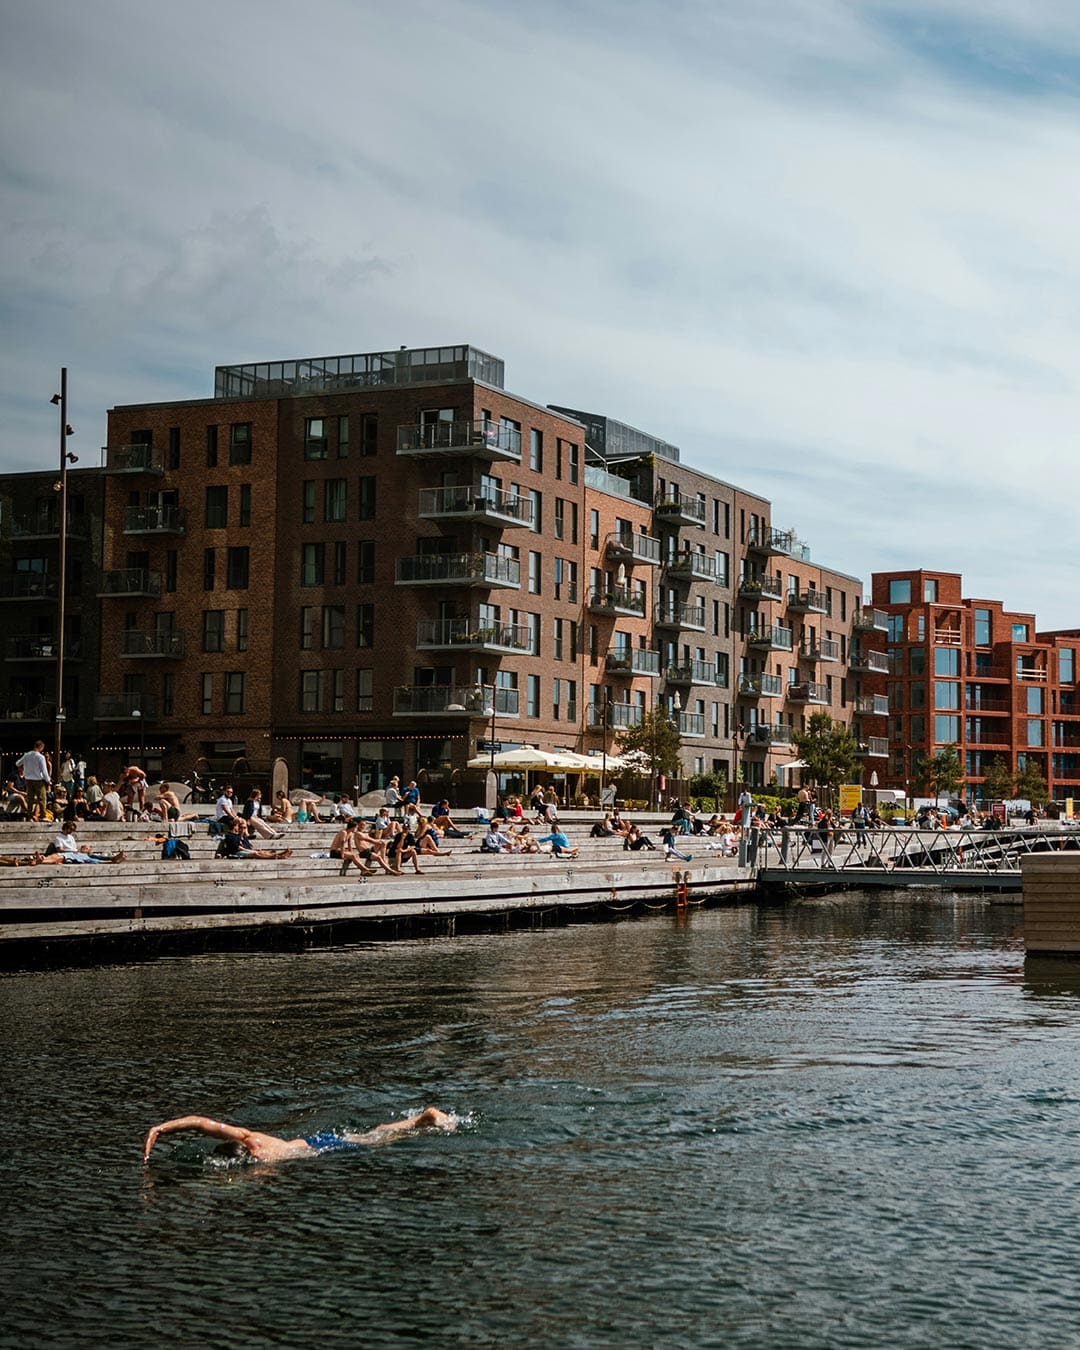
[[751, 824, 1080, 890]]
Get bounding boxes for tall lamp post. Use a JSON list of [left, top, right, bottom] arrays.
[[50, 369, 76, 773], [482, 684, 498, 811], [132, 708, 145, 765]]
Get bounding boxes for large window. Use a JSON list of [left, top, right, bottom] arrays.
[[202, 610, 225, 653], [1027, 687, 1044, 714], [889, 579, 911, 604], [1028, 719, 1044, 746], [324, 479, 347, 523], [224, 672, 245, 715], [1013, 623, 1029, 642], [934, 715, 959, 743], [302, 543, 325, 587], [887, 614, 904, 641], [205, 486, 228, 529], [356, 669, 373, 712], [974, 607, 991, 646], [356, 603, 374, 648], [923, 579, 938, 602], [322, 605, 345, 650], [225, 547, 249, 590], [358, 477, 376, 520], [300, 670, 322, 712], [934, 681, 959, 709], [304, 418, 327, 460], [229, 423, 252, 465], [1062, 648, 1076, 684], [934, 647, 959, 676]]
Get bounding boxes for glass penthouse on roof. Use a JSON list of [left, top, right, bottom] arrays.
[[215, 345, 505, 400], [549, 406, 680, 464]]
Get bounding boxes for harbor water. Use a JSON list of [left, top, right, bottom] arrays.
[[5, 892, 1080, 1348]]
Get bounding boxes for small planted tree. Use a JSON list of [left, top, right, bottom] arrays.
[[980, 755, 1015, 804], [924, 743, 964, 805], [1015, 759, 1050, 807], [791, 712, 858, 795], [689, 769, 728, 813], [617, 708, 682, 806]]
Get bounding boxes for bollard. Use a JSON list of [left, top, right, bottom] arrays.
[[781, 827, 792, 868]]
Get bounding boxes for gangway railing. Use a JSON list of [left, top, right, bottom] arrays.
[[751, 825, 1080, 877]]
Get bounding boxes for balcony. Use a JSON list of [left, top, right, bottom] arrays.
[[654, 494, 706, 527], [0, 701, 52, 724], [1017, 666, 1048, 683], [666, 660, 718, 686], [654, 602, 705, 631], [853, 607, 889, 632], [964, 698, 1010, 714], [608, 702, 644, 730], [934, 627, 963, 646], [666, 550, 717, 582], [98, 569, 162, 598], [676, 712, 706, 738], [0, 574, 58, 600], [416, 485, 534, 529], [396, 552, 520, 589], [856, 737, 889, 758], [396, 420, 522, 464], [3, 512, 86, 541], [95, 694, 157, 719], [392, 685, 520, 718], [588, 588, 645, 618], [745, 725, 793, 748], [606, 530, 661, 566], [799, 638, 839, 664], [747, 624, 793, 652], [788, 682, 829, 704], [746, 525, 798, 557], [848, 649, 890, 675], [855, 694, 890, 716], [416, 619, 530, 653], [121, 631, 185, 658], [787, 588, 829, 615], [738, 575, 783, 602], [738, 673, 784, 699], [124, 505, 187, 535], [104, 444, 164, 475], [6, 637, 83, 662], [606, 648, 661, 678]]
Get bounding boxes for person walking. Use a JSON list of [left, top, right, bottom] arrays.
[[15, 740, 50, 822]]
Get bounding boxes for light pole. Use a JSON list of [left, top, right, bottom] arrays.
[[482, 684, 498, 811], [50, 369, 76, 772], [132, 708, 145, 765]]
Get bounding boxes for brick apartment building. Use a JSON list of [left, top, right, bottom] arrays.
[[4, 342, 876, 800], [867, 569, 1080, 805]]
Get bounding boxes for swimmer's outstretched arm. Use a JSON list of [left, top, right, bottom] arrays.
[[344, 1106, 455, 1145], [142, 1115, 289, 1163]]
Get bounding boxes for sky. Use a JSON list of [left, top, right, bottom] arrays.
[[2, 0, 1079, 625]]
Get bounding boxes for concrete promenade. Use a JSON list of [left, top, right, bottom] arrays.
[[0, 813, 756, 965]]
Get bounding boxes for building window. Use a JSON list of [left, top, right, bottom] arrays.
[[331, 669, 344, 713], [236, 608, 248, 652], [203, 548, 215, 591], [528, 489, 542, 533], [324, 479, 347, 523], [165, 550, 177, 594], [1028, 719, 1044, 747], [570, 501, 578, 545], [333, 541, 347, 585], [323, 605, 345, 649], [889, 579, 911, 604], [934, 647, 959, 676], [229, 423, 252, 465], [202, 610, 225, 653], [225, 547, 249, 590], [357, 541, 375, 584], [975, 608, 991, 646], [528, 551, 541, 595], [302, 481, 315, 524], [934, 682, 959, 709], [304, 417, 327, 460], [168, 427, 180, 470], [529, 429, 543, 472], [934, 715, 958, 743], [224, 672, 245, 715], [554, 498, 565, 540], [300, 670, 322, 712], [358, 477, 376, 520], [360, 414, 378, 457], [239, 484, 251, 527], [887, 614, 904, 641], [1061, 648, 1075, 684], [525, 612, 540, 656], [301, 543, 325, 587], [356, 603, 374, 647], [1027, 687, 1044, 714], [527, 674, 540, 718], [201, 673, 214, 716], [553, 618, 564, 661], [1012, 623, 1029, 642], [567, 442, 579, 484], [924, 579, 938, 602], [300, 607, 317, 650], [162, 672, 175, 717], [589, 509, 599, 549], [205, 486, 228, 529], [356, 669, 373, 712], [206, 425, 218, 468], [337, 415, 349, 458], [909, 648, 926, 676]]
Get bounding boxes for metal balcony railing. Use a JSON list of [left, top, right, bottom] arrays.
[[396, 552, 520, 587], [738, 673, 784, 698], [392, 685, 520, 717], [677, 712, 706, 737], [748, 624, 793, 651], [98, 569, 162, 598], [654, 602, 705, 630], [666, 659, 718, 685], [653, 494, 706, 526], [738, 575, 783, 601], [0, 574, 58, 600], [788, 682, 829, 703], [416, 619, 530, 652], [606, 648, 661, 677], [800, 638, 839, 663], [124, 505, 187, 534], [666, 551, 717, 581], [856, 737, 889, 757], [588, 588, 646, 617], [396, 419, 522, 462], [746, 725, 793, 747], [853, 607, 888, 632], [787, 588, 829, 615], [746, 525, 798, 556], [121, 631, 185, 658], [416, 485, 534, 527], [849, 649, 889, 674], [95, 694, 157, 719], [6, 636, 83, 661], [855, 694, 889, 716], [104, 444, 164, 474], [605, 530, 662, 566], [608, 703, 644, 730]]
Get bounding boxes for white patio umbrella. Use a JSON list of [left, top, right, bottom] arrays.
[[466, 745, 584, 771]]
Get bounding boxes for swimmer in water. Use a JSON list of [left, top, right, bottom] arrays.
[[142, 1107, 454, 1163]]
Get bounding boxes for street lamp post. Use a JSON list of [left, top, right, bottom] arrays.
[[132, 708, 145, 765], [50, 369, 76, 773], [482, 684, 498, 812]]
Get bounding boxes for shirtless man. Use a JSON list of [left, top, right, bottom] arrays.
[[143, 1107, 455, 1163]]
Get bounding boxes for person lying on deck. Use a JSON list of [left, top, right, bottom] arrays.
[[216, 819, 292, 860], [143, 1107, 455, 1164]]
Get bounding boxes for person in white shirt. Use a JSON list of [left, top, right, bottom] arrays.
[[101, 783, 124, 821], [53, 820, 125, 864], [16, 740, 51, 820], [482, 824, 514, 853], [216, 786, 240, 824], [336, 795, 357, 822]]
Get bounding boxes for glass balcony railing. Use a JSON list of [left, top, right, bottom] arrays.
[[654, 602, 706, 630], [396, 420, 522, 462], [853, 607, 889, 632], [605, 648, 661, 677], [396, 552, 520, 588], [800, 638, 839, 663], [392, 685, 520, 717], [104, 444, 164, 475], [416, 485, 534, 527], [855, 695, 889, 716], [121, 631, 185, 658], [605, 530, 662, 566], [98, 569, 162, 598], [124, 505, 187, 534], [788, 682, 828, 704], [747, 625, 793, 651], [665, 551, 717, 581], [588, 588, 646, 617], [95, 694, 157, 719], [654, 494, 706, 526], [416, 619, 530, 652], [676, 712, 706, 737], [738, 673, 783, 698]]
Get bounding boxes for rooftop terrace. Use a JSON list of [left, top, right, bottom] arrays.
[[214, 344, 504, 400]]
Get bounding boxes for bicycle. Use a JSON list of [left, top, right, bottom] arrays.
[[182, 771, 218, 805]]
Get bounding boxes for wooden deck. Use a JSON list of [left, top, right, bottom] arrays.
[[1022, 854, 1080, 955]]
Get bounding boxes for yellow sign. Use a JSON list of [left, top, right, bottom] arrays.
[[1067, 798, 1075, 820], [839, 784, 862, 813]]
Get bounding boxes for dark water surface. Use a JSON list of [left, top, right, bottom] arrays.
[[5, 893, 1080, 1348]]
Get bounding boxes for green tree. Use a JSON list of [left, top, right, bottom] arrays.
[[689, 769, 728, 812], [1015, 759, 1050, 806], [980, 755, 1015, 803], [923, 743, 964, 804], [791, 713, 858, 793], [616, 707, 682, 784]]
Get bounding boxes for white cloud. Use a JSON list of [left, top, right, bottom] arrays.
[[1, 0, 1078, 621]]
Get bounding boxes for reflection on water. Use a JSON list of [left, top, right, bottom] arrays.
[[5, 891, 1080, 1348]]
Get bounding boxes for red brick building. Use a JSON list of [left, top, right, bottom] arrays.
[[868, 569, 1080, 805]]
